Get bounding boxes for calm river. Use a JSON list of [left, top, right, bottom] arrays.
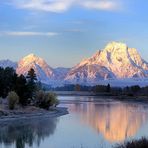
[[1, 96, 148, 148]]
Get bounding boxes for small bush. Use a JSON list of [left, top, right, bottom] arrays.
[[7, 91, 19, 110], [46, 92, 59, 107], [35, 91, 59, 110], [114, 137, 148, 148]]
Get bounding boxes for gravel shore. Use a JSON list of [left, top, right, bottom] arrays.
[[0, 106, 68, 123]]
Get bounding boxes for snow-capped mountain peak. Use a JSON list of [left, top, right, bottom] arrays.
[[104, 42, 128, 52], [15, 54, 70, 85], [65, 41, 148, 84], [18, 53, 46, 67], [16, 54, 54, 84]]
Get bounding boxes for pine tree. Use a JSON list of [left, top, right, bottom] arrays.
[[0, 67, 4, 97], [26, 68, 37, 99], [26, 68, 37, 82], [0, 67, 17, 98], [15, 74, 28, 106], [106, 84, 111, 93]]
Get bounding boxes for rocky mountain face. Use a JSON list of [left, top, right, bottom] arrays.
[[0, 42, 148, 86], [65, 64, 116, 84], [65, 42, 148, 83]]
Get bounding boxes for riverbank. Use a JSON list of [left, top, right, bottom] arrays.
[[0, 106, 68, 123]]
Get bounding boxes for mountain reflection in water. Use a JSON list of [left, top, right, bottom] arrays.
[[0, 117, 58, 148], [66, 99, 148, 142]]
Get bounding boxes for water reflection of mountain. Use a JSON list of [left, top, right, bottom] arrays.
[[69, 101, 148, 142], [0, 117, 58, 148]]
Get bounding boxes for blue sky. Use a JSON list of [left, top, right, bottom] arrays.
[[0, 0, 148, 67]]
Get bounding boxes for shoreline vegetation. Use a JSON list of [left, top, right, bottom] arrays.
[[0, 67, 68, 122], [51, 83, 148, 101]]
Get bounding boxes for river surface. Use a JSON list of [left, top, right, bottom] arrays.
[[1, 96, 148, 148]]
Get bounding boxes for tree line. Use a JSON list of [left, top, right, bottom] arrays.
[[53, 83, 148, 96], [52, 84, 111, 93]]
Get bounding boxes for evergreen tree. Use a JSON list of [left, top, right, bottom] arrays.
[[15, 74, 28, 106], [0, 67, 4, 97], [26, 68, 37, 99], [0, 67, 17, 98], [26, 68, 37, 82], [106, 84, 111, 92]]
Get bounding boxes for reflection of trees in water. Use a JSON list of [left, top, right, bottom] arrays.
[[69, 101, 148, 142], [0, 117, 59, 148]]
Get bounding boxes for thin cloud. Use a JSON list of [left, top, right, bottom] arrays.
[[81, 1, 119, 11], [10, 0, 74, 13], [0, 31, 59, 36], [9, 0, 122, 13]]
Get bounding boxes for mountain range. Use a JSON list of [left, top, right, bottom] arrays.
[[1, 42, 148, 87]]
